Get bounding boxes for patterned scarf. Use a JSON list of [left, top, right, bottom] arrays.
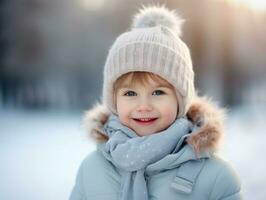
[[98, 115, 194, 200]]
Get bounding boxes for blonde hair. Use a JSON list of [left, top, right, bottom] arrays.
[[114, 71, 174, 89]]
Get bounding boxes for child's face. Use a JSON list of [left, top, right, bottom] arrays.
[[116, 76, 178, 136]]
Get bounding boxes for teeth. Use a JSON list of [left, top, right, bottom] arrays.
[[138, 118, 153, 121]]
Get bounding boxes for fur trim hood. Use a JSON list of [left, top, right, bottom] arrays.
[[83, 96, 226, 153]]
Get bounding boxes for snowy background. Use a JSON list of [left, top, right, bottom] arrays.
[[0, 106, 266, 200]]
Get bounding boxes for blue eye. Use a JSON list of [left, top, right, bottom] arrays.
[[152, 90, 165, 96], [124, 91, 137, 96]]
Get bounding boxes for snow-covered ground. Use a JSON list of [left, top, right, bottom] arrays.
[[0, 106, 265, 199], [0, 109, 95, 200], [220, 106, 266, 200]]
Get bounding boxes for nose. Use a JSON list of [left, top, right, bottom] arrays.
[[136, 97, 153, 112]]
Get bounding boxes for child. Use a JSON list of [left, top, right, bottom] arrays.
[[70, 6, 242, 200]]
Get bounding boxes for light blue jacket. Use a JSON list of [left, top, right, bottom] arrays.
[[70, 97, 242, 200]]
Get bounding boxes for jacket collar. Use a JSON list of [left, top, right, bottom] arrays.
[[83, 96, 226, 154]]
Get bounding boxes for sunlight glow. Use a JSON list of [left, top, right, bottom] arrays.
[[226, 0, 266, 11], [78, 0, 106, 11]]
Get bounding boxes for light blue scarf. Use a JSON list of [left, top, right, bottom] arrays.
[[98, 115, 194, 200]]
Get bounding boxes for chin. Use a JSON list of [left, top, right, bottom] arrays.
[[136, 132, 152, 136], [135, 129, 160, 136]]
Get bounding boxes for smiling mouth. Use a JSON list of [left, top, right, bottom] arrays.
[[133, 118, 158, 125]]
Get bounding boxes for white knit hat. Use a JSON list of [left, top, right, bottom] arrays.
[[102, 6, 195, 117]]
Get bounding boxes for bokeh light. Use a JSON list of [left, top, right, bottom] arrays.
[[78, 0, 107, 11], [225, 0, 266, 11]]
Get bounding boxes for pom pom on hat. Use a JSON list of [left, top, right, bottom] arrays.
[[132, 5, 184, 36]]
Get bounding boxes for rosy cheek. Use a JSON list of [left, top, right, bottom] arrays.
[[164, 108, 178, 122], [120, 116, 127, 125], [165, 114, 175, 125], [117, 105, 131, 124]]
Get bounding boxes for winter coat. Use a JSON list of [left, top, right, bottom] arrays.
[[70, 96, 242, 200]]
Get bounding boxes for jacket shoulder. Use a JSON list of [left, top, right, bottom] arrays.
[[70, 150, 121, 200], [79, 150, 121, 186], [81, 150, 108, 169], [205, 156, 242, 199]]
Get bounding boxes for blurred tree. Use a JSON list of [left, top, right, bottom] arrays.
[[0, 0, 265, 110]]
